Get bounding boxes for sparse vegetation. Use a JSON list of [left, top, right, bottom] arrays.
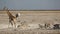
[[0, 11, 60, 34]]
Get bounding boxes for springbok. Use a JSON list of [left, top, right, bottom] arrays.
[[6, 10, 20, 28]]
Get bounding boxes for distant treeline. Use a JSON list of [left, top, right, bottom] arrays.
[[0, 9, 60, 11]]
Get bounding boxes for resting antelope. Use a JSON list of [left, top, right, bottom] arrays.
[[6, 10, 20, 28]]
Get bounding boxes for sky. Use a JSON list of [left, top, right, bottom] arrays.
[[0, 0, 60, 10]]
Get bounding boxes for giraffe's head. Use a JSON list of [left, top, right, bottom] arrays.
[[16, 13, 20, 18]]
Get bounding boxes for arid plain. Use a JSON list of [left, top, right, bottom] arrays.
[[0, 10, 60, 34]]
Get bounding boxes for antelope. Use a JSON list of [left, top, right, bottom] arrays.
[[6, 10, 20, 28]]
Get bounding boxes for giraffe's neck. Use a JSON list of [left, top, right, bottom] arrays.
[[7, 10, 12, 16], [6, 10, 16, 18]]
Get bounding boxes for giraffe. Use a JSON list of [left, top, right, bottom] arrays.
[[6, 10, 20, 28]]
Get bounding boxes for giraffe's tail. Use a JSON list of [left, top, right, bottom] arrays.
[[16, 13, 20, 18]]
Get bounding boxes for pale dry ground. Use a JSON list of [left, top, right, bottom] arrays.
[[0, 11, 60, 34]]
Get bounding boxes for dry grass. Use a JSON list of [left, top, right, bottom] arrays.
[[0, 11, 60, 34], [0, 28, 60, 34]]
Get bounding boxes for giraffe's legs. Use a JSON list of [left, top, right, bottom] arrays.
[[8, 19, 13, 28], [10, 21, 13, 28], [13, 20, 16, 28], [8, 22, 10, 28]]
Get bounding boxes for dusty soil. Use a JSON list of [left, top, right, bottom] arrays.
[[0, 11, 60, 34]]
